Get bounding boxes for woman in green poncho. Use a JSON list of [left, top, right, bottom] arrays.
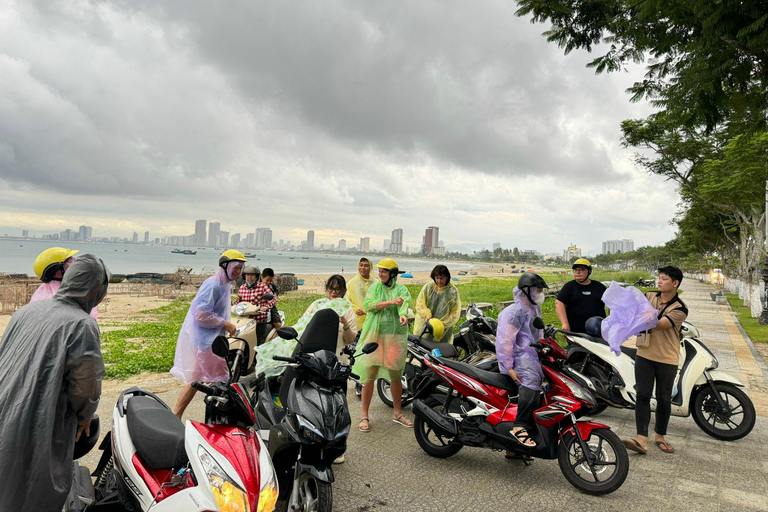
[[353, 258, 413, 431], [413, 265, 462, 343]]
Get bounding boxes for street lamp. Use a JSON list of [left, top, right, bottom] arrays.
[[761, 180, 768, 325]]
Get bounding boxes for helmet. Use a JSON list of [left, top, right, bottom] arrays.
[[375, 258, 399, 270], [427, 318, 445, 341], [243, 265, 260, 276], [219, 250, 247, 268], [73, 415, 100, 460], [572, 258, 592, 277], [33, 247, 79, 282], [585, 316, 603, 338], [517, 272, 548, 291]]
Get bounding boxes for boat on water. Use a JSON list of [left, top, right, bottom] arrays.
[[243, 253, 257, 258], [297, 279, 305, 285], [171, 249, 197, 255], [289, 257, 295, 259], [126, 272, 163, 282], [301, 257, 309, 259]]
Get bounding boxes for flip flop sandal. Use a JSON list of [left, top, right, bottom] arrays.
[[393, 413, 413, 428], [654, 440, 675, 453], [359, 417, 371, 433], [510, 428, 537, 447], [622, 438, 648, 454]]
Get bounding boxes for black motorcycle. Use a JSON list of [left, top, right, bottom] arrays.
[[377, 300, 498, 407], [251, 309, 378, 512]]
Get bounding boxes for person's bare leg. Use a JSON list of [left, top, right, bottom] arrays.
[[173, 384, 197, 420], [390, 379, 412, 425], [361, 382, 374, 419]]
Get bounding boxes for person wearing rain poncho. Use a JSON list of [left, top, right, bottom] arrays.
[[253, 275, 357, 378], [345, 257, 376, 332], [0, 254, 110, 512], [170, 250, 246, 419], [496, 273, 548, 449], [30, 246, 99, 318], [413, 264, 461, 344], [353, 258, 413, 432]]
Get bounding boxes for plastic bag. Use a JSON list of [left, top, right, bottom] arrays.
[[601, 282, 659, 355]]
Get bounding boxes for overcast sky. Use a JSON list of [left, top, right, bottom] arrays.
[[0, 0, 679, 255]]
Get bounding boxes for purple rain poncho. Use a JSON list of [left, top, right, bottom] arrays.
[[496, 286, 544, 390], [600, 281, 660, 355], [170, 267, 238, 384]]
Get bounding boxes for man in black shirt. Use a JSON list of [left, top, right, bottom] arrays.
[[556, 258, 606, 333]]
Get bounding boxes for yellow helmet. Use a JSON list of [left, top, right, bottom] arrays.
[[219, 249, 247, 268], [572, 258, 592, 278], [375, 258, 399, 270], [33, 247, 79, 282], [427, 318, 445, 341]]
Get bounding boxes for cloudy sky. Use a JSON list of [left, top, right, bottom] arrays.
[[0, 0, 679, 255]]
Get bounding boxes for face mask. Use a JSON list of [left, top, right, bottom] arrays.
[[245, 276, 257, 286], [534, 292, 546, 305]]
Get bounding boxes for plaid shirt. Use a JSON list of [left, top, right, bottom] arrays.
[[234, 282, 277, 323]]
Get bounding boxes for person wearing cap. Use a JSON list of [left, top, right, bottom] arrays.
[[555, 258, 606, 333], [0, 255, 110, 511], [171, 250, 246, 419], [352, 258, 413, 431], [234, 265, 278, 345], [31, 247, 99, 319]]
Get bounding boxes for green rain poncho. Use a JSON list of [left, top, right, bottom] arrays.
[[351, 277, 411, 383], [413, 281, 462, 342], [344, 258, 376, 331]]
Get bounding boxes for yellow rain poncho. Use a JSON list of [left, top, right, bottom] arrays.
[[413, 282, 462, 342], [345, 258, 376, 331], [351, 276, 411, 383]]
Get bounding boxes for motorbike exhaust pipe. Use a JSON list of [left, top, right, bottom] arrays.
[[412, 400, 458, 437]]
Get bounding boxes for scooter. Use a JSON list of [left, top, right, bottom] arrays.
[[564, 318, 756, 440], [77, 336, 279, 512], [376, 300, 499, 407], [411, 317, 629, 495], [228, 292, 285, 382], [251, 309, 378, 512]]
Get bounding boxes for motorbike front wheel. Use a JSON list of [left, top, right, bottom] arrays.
[[558, 428, 629, 495], [289, 472, 332, 512], [692, 382, 755, 440], [376, 377, 414, 408], [413, 396, 463, 458]]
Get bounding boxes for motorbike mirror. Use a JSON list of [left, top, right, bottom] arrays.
[[276, 326, 299, 340], [212, 335, 229, 358], [361, 342, 379, 354], [532, 317, 546, 330], [262, 292, 274, 301]]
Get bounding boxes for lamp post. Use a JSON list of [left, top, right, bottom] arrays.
[[761, 180, 768, 325]]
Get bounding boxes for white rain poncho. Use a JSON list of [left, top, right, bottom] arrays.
[[496, 286, 544, 390], [600, 281, 660, 355], [413, 281, 461, 342], [0, 254, 109, 512], [253, 297, 356, 377], [170, 266, 240, 384], [344, 258, 376, 331], [31, 279, 99, 319]]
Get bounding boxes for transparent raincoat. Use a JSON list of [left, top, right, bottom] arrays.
[[351, 277, 411, 383], [601, 281, 660, 355], [31, 280, 99, 319], [253, 297, 356, 377], [496, 286, 544, 390], [413, 281, 461, 342], [0, 255, 109, 512], [345, 257, 376, 331], [170, 267, 240, 384]]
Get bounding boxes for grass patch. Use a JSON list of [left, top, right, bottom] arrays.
[[725, 293, 768, 344]]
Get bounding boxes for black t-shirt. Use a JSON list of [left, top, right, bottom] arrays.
[[556, 280, 607, 333]]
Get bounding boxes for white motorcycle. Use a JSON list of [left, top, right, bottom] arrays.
[[563, 320, 756, 441]]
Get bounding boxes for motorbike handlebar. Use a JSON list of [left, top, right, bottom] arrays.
[[191, 382, 216, 395], [273, 355, 297, 363], [349, 372, 360, 380]]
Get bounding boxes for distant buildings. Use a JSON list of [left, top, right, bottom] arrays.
[[306, 230, 315, 251], [602, 239, 634, 254], [563, 244, 582, 261], [390, 228, 403, 254], [338, 239, 346, 251], [492, 242, 501, 251], [231, 233, 241, 248], [195, 219, 207, 246], [359, 237, 370, 253], [208, 222, 220, 247], [421, 226, 444, 256], [144, 231, 150, 244], [255, 228, 273, 250]]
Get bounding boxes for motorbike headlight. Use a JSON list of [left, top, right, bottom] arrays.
[[198, 446, 250, 512], [257, 441, 279, 512], [562, 377, 597, 407], [234, 303, 250, 316], [296, 414, 324, 443]]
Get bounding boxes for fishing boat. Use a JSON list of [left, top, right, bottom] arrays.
[[172, 249, 197, 255], [126, 272, 163, 282], [297, 279, 305, 285], [243, 252, 257, 258], [301, 257, 309, 259]]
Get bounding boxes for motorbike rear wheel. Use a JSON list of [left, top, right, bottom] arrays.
[[290, 472, 332, 512], [376, 377, 414, 408], [558, 428, 628, 495], [413, 396, 463, 458], [692, 382, 755, 440]]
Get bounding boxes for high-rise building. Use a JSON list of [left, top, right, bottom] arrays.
[[231, 233, 241, 248], [195, 219, 207, 246], [78, 225, 93, 241], [390, 228, 403, 254], [208, 222, 220, 247], [256, 228, 273, 250], [219, 231, 229, 247], [422, 226, 439, 255], [22, 230, 29, 238], [563, 244, 582, 261], [144, 231, 150, 244], [602, 239, 635, 254], [383, 239, 390, 252], [306, 230, 315, 251], [492, 242, 501, 251], [359, 237, 370, 253], [132, 232, 139, 244], [245, 232, 255, 248], [338, 239, 346, 251]]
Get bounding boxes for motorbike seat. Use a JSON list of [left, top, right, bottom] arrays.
[[437, 357, 517, 393], [416, 338, 458, 358], [126, 396, 189, 470]]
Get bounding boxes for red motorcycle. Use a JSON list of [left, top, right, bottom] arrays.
[[411, 317, 629, 495]]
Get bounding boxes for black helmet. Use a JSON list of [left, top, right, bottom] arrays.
[[73, 415, 100, 460], [585, 316, 603, 338], [517, 273, 548, 304]]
